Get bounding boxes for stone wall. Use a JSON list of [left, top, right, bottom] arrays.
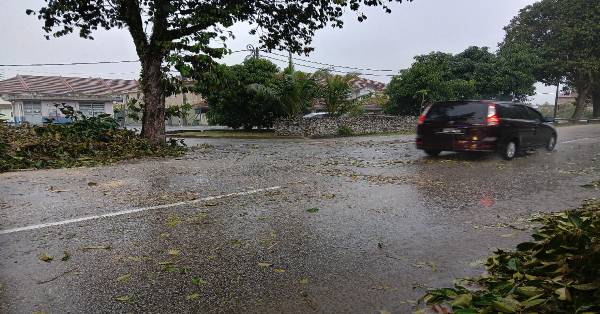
[[274, 115, 416, 137]]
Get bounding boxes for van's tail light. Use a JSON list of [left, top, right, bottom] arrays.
[[486, 104, 500, 126], [418, 105, 432, 125]]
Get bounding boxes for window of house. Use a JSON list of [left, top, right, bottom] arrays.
[[79, 103, 105, 117], [23, 102, 42, 114]]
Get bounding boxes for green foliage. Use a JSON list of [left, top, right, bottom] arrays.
[[501, 0, 600, 119], [123, 99, 193, 123], [276, 70, 318, 118], [337, 125, 355, 137], [384, 47, 537, 116], [314, 70, 359, 117], [422, 200, 600, 314], [0, 113, 185, 172], [201, 62, 362, 128], [205, 58, 285, 130], [502, 0, 600, 85]]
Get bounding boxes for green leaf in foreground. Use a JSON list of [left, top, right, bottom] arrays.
[[307, 207, 319, 213], [420, 200, 600, 313]]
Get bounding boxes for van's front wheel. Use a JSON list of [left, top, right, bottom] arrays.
[[501, 141, 517, 160]]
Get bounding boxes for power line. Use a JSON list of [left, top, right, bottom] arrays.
[[262, 50, 397, 73], [0, 49, 252, 68], [0, 60, 140, 67], [261, 55, 396, 77]]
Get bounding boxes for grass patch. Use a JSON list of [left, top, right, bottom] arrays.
[[421, 199, 600, 314]]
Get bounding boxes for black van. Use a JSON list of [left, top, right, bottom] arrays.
[[416, 100, 557, 160]]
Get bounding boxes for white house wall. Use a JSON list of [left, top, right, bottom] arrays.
[[9, 100, 114, 125]]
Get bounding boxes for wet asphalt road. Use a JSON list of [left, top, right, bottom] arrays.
[[1, 124, 599, 314]]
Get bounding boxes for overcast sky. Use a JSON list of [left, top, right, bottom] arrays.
[[0, 0, 556, 104]]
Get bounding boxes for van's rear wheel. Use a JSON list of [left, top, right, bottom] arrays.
[[424, 149, 441, 157], [501, 141, 517, 160]]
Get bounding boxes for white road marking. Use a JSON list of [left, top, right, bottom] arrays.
[[0, 186, 281, 236], [560, 137, 594, 144]]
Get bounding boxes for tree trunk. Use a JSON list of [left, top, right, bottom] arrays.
[[140, 56, 166, 143], [592, 89, 600, 118], [571, 83, 590, 121]]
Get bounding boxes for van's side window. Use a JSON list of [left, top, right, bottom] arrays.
[[524, 107, 543, 122], [499, 105, 520, 119]]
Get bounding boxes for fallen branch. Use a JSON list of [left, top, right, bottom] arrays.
[[37, 268, 78, 284]]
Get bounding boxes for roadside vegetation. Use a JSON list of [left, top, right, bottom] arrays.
[[201, 58, 364, 130], [384, 46, 538, 116], [421, 199, 600, 314], [0, 109, 185, 173]]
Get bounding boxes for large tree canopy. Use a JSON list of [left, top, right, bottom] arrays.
[[28, 0, 412, 142], [384, 46, 537, 115], [501, 0, 600, 119]]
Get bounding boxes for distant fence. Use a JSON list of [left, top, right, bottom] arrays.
[[274, 115, 416, 137]]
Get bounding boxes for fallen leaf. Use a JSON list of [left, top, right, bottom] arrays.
[[47, 186, 70, 193], [307, 207, 319, 213], [166, 215, 181, 227], [186, 293, 200, 301], [192, 277, 207, 286], [299, 278, 309, 284], [274, 268, 286, 273], [39, 253, 53, 263], [555, 287, 572, 301], [115, 295, 131, 303], [61, 251, 70, 261], [258, 262, 272, 267], [87, 182, 98, 186], [116, 274, 131, 283]]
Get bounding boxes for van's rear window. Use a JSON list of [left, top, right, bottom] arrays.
[[425, 102, 486, 124]]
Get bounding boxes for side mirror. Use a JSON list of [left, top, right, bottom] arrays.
[[543, 117, 555, 123]]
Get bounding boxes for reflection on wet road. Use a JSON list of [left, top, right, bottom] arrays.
[[1, 124, 599, 313]]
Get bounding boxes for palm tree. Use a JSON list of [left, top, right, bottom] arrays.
[[313, 70, 358, 116]]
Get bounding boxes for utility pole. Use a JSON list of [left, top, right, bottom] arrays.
[[553, 80, 560, 123]]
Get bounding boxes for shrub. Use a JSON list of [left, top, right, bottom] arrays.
[[337, 125, 354, 137], [0, 114, 185, 172]]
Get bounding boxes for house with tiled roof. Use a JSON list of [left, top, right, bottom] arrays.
[[311, 77, 387, 113], [0, 75, 139, 124], [348, 77, 386, 100]]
